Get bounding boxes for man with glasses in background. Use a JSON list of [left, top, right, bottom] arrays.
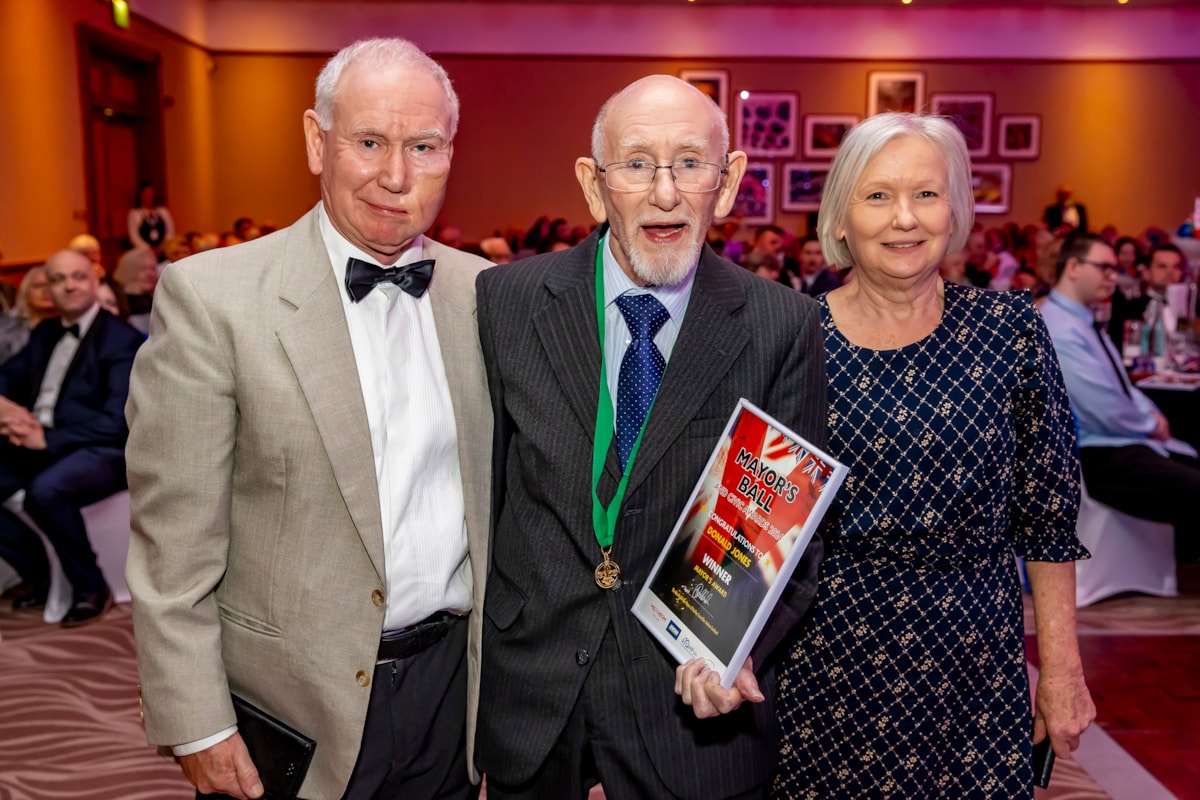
[[1041, 233, 1200, 552], [473, 75, 827, 800]]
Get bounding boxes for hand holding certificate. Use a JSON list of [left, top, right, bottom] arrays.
[[632, 398, 846, 689]]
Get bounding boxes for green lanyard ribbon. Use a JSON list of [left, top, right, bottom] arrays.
[[591, 241, 658, 551]]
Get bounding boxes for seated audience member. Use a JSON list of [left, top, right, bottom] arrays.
[[1113, 235, 1145, 300], [746, 224, 786, 267], [98, 277, 132, 323], [741, 248, 782, 281], [192, 232, 221, 253], [0, 266, 59, 364], [985, 227, 1022, 291], [1011, 266, 1048, 297], [479, 236, 514, 265], [795, 234, 842, 295], [1109, 243, 1186, 345], [158, 235, 192, 279], [113, 247, 159, 332], [68, 234, 105, 276], [1040, 234, 1200, 548], [232, 217, 255, 241], [938, 247, 970, 285], [963, 227, 996, 287], [711, 219, 745, 264], [0, 250, 144, 625]]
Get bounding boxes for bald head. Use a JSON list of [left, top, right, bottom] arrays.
[[591, 75, 729, 164], [45, 249, 100, 323]]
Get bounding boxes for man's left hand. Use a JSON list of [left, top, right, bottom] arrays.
[[3, 413, 46, 449], [675, 656, 763, 719]]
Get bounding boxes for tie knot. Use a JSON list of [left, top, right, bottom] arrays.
[[615, 293, 670, 341], [63, 324, 81, 338]]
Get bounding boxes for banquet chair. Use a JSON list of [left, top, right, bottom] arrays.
[[1073, 478, 1176, 607], [1, 489, 132, 623]]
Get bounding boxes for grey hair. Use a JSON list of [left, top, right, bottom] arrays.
[[589, 76, 731, 164], [817, 112, 974, 269], [313, 38, 460, 140]]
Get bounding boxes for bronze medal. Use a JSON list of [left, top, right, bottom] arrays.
[[594, 552, 621, 589]]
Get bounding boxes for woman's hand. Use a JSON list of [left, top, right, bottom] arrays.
[[1033, 665, 1095, 757]]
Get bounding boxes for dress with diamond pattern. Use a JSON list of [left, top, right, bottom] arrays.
[[773, 283, 1088, 799]]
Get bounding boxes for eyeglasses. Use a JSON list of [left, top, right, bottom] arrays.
[[596, 159, 728, 193], [1078, 259, 1120, 276]]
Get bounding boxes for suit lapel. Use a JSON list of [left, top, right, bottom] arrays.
[[274, 210, 386, 582], [625, 247, 749, 496], [532, 231, 622, 486]]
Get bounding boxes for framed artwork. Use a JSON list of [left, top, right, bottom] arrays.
[[781, 163, 831, 213], [680, 69, 729, 116], [930, 92, 994, 157], [729, 162, 774, 225], [997, 114, 1041, 159], [802, 115, 859, 159], [866, 71, 925, 116], [736, 91, 798, 158], [971, 163, 1012, 214]]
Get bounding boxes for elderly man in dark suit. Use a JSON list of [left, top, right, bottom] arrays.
[[0, 248, 143, 625], [474, 75, 827, 800]]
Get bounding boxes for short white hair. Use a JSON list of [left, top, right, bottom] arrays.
[[589, 76, 730, 164], [818, 113, 974, 269], [313, 38, 460, 139]]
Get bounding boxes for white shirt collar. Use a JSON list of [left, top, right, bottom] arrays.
[[600, 231, 697, 324]]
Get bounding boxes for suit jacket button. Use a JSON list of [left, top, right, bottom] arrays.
[[356, 670, 371, 687], [371, 589, 385, 607], [575, 649, 590, 666]]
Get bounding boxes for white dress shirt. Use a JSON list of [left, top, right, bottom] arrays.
[[33, 302, 101, 426], [318, 206, 471, 632]]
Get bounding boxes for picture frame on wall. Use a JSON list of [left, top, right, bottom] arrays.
[[736, 92, 798, 158], [730, 162, 775, 225], [930, 92, 994, 157], [997, 114, 1041, 159], [971, 163, 1012, 214], [781, 163, 831, 213], [802, 115, 859, 159], [680, 69, 730, 116], [866, 71, 925, 117]]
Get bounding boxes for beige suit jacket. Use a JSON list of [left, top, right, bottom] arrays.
[[125, 207, 492, 799]]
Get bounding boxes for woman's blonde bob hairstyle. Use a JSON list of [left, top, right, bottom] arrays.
[[817, 112, 974, 270]]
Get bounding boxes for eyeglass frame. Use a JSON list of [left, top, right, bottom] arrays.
[[594, 158, 730, 194], [1077, 258, 1120, 276]]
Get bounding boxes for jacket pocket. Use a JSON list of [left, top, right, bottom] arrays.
[[483, 568, 526, 631], [217, 603, 283, 637]]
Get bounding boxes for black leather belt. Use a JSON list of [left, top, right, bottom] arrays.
[[377, 611, 462, 663]]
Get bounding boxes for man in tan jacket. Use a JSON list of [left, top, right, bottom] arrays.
[[125, 38, 490, 800]]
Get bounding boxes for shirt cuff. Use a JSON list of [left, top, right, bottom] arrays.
[[172, 725, 238, 757]]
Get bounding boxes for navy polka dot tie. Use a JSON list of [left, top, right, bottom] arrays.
[[615, 293, 670, 471]]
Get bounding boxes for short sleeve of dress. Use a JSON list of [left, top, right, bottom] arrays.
[[1007, 290, 1090, 562]]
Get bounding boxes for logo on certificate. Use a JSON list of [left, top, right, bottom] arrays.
[[667, 621, 681, 639]]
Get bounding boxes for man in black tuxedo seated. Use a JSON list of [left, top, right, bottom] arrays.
[[0, 249, 143, 626]]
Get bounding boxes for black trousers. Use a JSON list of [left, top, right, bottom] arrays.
[[1080, 444, 1200, 559], [341, 614, 477, 800], [0, 444, 125, 596], [483, 627, 767, 800]]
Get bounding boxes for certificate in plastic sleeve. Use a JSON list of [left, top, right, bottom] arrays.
[[631, 398, 846, 688]]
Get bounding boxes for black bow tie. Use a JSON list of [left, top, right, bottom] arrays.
[[63, 324, 80, 338], [344, 257, 435, 303]]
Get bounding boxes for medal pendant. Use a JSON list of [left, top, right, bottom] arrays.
[[594, 556, 621, 589]]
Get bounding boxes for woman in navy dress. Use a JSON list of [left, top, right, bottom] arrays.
[[772, 114, 1095, 798]]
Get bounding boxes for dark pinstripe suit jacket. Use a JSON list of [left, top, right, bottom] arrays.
[[474, 227, 828, 798]]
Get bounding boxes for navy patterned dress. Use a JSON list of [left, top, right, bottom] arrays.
[[773, 283, 1088, 799]]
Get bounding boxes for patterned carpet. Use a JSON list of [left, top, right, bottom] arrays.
[[3, 578, 1197, 800]]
